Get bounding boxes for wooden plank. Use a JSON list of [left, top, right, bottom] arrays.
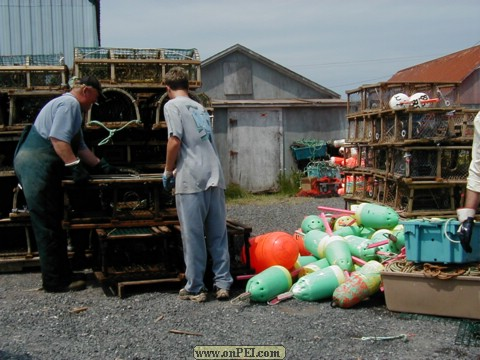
[[0, 256, 40, 273], [117, 276, 183, 298]]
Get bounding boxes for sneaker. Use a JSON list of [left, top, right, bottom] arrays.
[[215, 288, 230, 301], [178, 288, 208, 302]]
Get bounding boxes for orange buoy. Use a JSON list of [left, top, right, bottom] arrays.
[[242, 232, 299, 273], [293, 229, 312, 256]]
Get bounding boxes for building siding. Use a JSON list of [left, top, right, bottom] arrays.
[[202, 51, 338, 100], [0, 0, 99, 67]]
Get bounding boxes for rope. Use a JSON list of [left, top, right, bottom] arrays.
[[230, 292, 251, 305], [443, 218, 460, 244], [384, 259, 480, 278], [423, 263, 466, 279], [87, 119, 143, 146]]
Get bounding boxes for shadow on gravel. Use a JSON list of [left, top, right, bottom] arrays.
[[0, 350, 34, 360]]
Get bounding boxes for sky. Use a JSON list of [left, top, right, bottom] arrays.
[[100, 0, 480, 99]]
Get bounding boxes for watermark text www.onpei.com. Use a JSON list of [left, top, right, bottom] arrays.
[[194, 345, 286, 359]]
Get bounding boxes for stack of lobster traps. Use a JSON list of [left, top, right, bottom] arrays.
[[0, 48, 252, 296], [0, 54, 69, 271], [341, 81, 478, 218]]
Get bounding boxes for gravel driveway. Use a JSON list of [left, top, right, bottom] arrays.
[[1, 196, 479, 360]]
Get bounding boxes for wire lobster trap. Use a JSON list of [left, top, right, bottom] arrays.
[[394, 182, 460, 217], [373, 112, 397, 144], [369, 174, 388, 204], [382, 177, 398, 208], [357, 145, 375, 171], [440, 147, 471, 181], [0, 54, 68, 91], [390, 146, 471, 180], [350, 172, 375, 201], [405, 111, 450, 142], [74, 47, 201, 88], [373, 147, 389, 174], [346, 88, 362, 116], [346, 82, 460, 116], [1, 93, 59, 129], [448, 110, 477, 141], [391, 148, 438, 179], [87, 88, 141, 128], [347, 116, 365, 143]]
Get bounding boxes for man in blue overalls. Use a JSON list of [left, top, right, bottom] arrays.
[[14, 76, 117, 292]]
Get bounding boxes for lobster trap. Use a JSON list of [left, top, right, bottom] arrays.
[[346, 82, 460, 116], [373, 112, 397, 144], [356, 145, 390, 172], [394, 181, 463, 218], [404, 111, 450, 142], [0, 54, 68, 91], [448, 110, 477, 141], [74, 47, 201, 89], [62, 175, 176, 228], [0, 93, 59, 130], [347, 115, 378, 143], [390, 146, 471, 180]]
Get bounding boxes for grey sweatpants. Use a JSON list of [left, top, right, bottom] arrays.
[[175, 186, 233, 293]]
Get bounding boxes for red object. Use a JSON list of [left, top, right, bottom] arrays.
[[330, 156, 345, 166], [296, 177, 342, 198], [241, 232, 300, 273], [293, 229, 311, 256], [345, 157, 358, 168]]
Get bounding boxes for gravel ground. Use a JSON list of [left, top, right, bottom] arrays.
[[1, 196, 480, 360]]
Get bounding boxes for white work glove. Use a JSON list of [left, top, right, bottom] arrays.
[[456, 208, 475, 253]]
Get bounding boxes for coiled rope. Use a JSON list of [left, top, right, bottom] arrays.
[[384, 258, 480, 279]]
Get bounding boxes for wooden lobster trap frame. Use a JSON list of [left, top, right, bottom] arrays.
[[1, 92, 61, 130], [74, 47, 202, 89], [346, 81, 460, 116], [394, 181, 462, 218], [448, 109, 477, 142], [0, 53, 68, 91], [389, 146, 471, 181]]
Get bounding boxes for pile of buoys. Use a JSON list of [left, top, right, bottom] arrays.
[[237, 202, 405, 308]]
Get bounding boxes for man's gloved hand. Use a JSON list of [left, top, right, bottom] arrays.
[[162, 170, 175, 192], [93, 158, 119, 175], [457, 208, 475, 253], [71, 163, 91, 185]]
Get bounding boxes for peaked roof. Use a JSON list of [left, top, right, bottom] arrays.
[[202, 43, 340, 98], [388, 45, 480, 83]]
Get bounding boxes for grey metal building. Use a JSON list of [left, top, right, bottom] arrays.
[[0, 0, 100, 67]]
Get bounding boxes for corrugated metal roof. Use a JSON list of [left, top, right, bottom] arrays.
[[388, 45, 480, 83], [0, 0, 100, 68]]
